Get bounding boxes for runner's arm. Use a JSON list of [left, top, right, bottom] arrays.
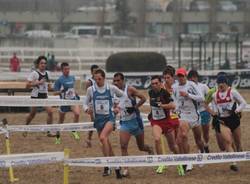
[[130, 87, 146, 109], [53, 79, 62, 95], [160, 102, 176, 110], [110, 84, 125, 98], [187, 83, 204, 102], [83, 87, 92, 112], [232, 90, 247, 112]]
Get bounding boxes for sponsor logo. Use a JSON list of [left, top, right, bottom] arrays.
[[245, 152, 250, 160], [146, 156, 153, 163], [95, 159, 101, 164], [197, 154, 203, 162]]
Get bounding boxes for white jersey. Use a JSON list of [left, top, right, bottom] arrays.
[[118, 85, 137, 121], [197, 82, 209, 112], [212, 88, 246, 118], [27, 70, 50, 97], [173, 80, 204, 126]]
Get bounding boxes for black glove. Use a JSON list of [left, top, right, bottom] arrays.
[[126, 107, 136, 114], [212, 115, 221, 133]]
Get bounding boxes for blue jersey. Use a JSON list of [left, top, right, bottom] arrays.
[[92, 84, 115, 131], [54, 75, 76, 100]]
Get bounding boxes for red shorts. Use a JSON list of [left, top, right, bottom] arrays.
[[150, 117, 179, 134]]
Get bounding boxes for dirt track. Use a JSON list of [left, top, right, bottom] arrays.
[[0, 90, 250, 184]]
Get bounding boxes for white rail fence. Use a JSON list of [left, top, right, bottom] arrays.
[[0, 47, 239, 72]]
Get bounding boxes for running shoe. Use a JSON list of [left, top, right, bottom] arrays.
[[204, 146, 210, 153], [177, 165, 185, 176], [230, 163, 239, 172], [71, 131, 80, 140], [186, 164, 193, 172], [47, 131, 56, 137], [122, 168, 129, 177], [102, 167, 111, 176], [22, 132, 28, 137], [156, 165, 166, 174], [115, 167, 123, 179], [55, 137, 61, 145], [147, 146, 154, 155]]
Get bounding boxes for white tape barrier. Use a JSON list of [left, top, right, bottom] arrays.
[[0, 152, 64, 168], [0, 120, 151, 134], [0, 96, 83, 107], [0, 96, 250, 113], [66, 152, 250, 168]]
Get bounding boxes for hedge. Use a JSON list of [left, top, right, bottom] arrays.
[[106, 52, 166, 72]]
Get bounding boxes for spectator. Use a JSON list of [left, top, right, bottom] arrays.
[[47, 54, 57, 71], [9, 52, 21, 72]]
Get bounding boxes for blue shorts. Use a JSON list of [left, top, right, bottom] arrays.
[[120, 118, 143, 137], [200, 111, 211, 125], [60, 106, 72, 113], [59, 96, 80, 113], [94, 116, 115, 133]]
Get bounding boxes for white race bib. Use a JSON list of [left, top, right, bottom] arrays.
[[95, 100, 109, 115], [38, 83, 48, 93], [152, 106, 166, 120], [65, 88, 76, 99]]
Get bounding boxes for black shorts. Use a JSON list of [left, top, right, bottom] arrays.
[[31, 93, 48, 99], [220, 114, 240, 132]]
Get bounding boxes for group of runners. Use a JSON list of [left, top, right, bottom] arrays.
[[25, 55, 247, 179]]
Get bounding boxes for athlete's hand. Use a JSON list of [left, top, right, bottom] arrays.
[[86, 108, 93, 115], [113, 107, 120, 114], [179, 91, 188, 97], [36, 79, 45, 85]]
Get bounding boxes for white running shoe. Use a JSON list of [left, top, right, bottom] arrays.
[[186, 164, 193, 172]]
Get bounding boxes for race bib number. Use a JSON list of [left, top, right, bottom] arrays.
[[65, 88, 76, 99], [95, 100, 109, 115], [152, 106, 166, 120], [217, 103, 233, 114], [38, 83, 47, 93]]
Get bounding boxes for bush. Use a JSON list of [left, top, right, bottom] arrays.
[[106, 52, 166, 72]]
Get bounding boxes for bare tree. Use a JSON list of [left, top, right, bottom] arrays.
[[99, 0, 106, 37], [136, 0, 146, 37], [208, 0, 217, 35], [57, 0, 70, 32]]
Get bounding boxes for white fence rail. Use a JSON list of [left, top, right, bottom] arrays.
[[0, 47, 240, 72]]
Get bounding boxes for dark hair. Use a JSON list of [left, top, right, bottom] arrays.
[[91, 65, 99, 72], [151, 75, 162, 82], [113, 72, 125, 80], [163, 65, 175, 77], [217, 72, 229, 85], [61, 62, 69, 70], [187, 70, 199, 79], [94, 69, 106, 78], [36, 56, 47, 65]]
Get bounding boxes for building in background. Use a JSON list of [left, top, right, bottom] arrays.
[[0, 0, 250, 39]]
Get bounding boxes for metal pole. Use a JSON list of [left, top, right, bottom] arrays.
[[236, 34, 239, 65], [191, 42, 194, 69], [240, 41, 243, 62], [178, 34, 182, 68], [219, 42, 221, 68], [225, 42, 228, 64], [212, 42, 215, 70], [199, 35, 202, 70], [204, 41, 207, 70]]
